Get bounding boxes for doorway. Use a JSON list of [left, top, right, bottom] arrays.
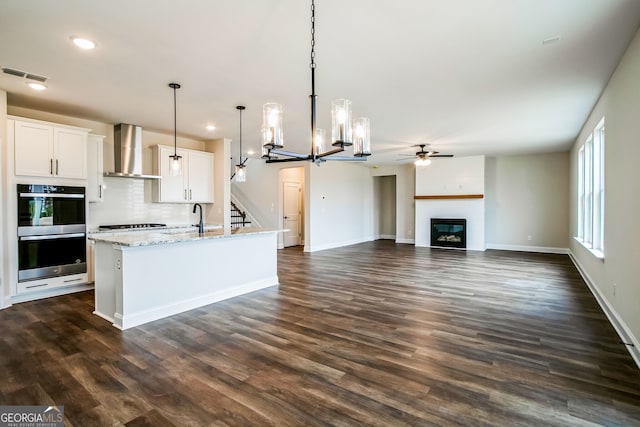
[[373, 175, 396, 240], [280, 167, 304, 248]]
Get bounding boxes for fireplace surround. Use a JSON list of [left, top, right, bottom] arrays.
[[431, 218, 467, 249]]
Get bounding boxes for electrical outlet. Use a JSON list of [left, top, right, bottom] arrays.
[[527, 235, 532, 241]]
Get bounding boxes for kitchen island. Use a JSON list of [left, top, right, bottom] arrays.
[[90, 227, 279, 329]]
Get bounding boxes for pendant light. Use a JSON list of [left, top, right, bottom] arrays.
[[261, 0, 371, 164], [168, 82, 182, 176], [235, 105, 247, 182]]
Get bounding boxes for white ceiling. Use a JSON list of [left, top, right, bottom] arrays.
[[1, 0, 639, 165]]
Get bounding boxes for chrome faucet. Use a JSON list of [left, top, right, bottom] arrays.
[[192, 203, 204, 234]]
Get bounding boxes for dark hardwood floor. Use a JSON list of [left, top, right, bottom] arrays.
[[1, 241, 639, 426]]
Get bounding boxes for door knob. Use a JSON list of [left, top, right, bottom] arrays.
[[284, 216, 288, 219]]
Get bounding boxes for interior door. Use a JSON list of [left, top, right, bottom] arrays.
[[283, 181, 301, 247]]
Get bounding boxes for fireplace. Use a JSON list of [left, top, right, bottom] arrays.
[[431, 218, 466, 249]]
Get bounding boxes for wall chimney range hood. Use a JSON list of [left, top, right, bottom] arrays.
[[104, 123, 161, 179]]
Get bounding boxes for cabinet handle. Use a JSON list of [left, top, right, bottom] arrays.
[[56, 159, 59, 175], [26, 283, 48, 289], [184, 189, 187, 200], [189, 189, 192, 200], [99, 184, 102, 199], [50, 159, 53, 175]]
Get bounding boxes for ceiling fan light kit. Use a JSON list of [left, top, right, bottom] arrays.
[[261, 0, 371, 164], [400, 144, 453, 166], [415, 157, 432, 166]]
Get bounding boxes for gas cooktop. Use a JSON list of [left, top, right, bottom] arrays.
[[98, 223, 167, 230]]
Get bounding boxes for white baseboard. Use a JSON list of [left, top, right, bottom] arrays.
[[395, 238, 415, 244], [114, 277, 279, 330], [486, 243, 569, 254], [304, 237, 373, 253], [2, 295, 12, 310], [10, 283, 94, 304], [375, 234, 396, 240], [569, 251, 640, 369], [93, 310, 114, 324]]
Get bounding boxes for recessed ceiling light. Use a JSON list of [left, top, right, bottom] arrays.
[[27, 82, 47, 91], [71, 36, 96, 50], [206, 124, 216, 131]]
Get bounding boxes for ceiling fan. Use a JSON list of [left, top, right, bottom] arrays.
[[399, 144, 453, 166]]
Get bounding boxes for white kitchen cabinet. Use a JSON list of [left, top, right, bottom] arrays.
[[187, 150, 214, 202], [16, 273, 88, 295], [87, 134, 105, 202], [152, 145, 214, 203], [13, 118, 89, 179]]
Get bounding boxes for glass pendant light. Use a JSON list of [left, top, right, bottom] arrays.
[[314, 128, 326, 155], [168, 83, 182, 176], [353, 117, 371, 157], [235, 105, 247, 183], [331, 99, 352, 147], [235, 164, 246, 182], [262, 103, 283, 149]]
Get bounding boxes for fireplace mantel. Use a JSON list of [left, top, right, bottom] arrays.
[[414, 194, 484, 200]]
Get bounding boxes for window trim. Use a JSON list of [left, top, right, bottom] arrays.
[[575, 117, 605, 260]]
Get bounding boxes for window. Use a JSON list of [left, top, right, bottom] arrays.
[[576, 117, 604, 257]]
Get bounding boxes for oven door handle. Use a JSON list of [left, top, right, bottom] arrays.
[[19, 193, 85, 199], [19, 233, 86, 241]]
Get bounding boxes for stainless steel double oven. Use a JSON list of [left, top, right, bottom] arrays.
[[17, 184, 87, 282]]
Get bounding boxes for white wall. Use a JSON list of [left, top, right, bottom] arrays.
[[415, 156, 485, 195], [305, 162, 374, 252], [232, 160, 374, 252], [485, 152, 570, 252], [0, 90, 7, 306], [371, 164, 415, 244], [205, 138, 231, 229], [231, 160, 296, 230], [415, 156, 485, 250], [569, 27, 640, 363]]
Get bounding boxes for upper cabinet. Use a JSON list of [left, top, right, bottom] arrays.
[[151, 145, 214, 203], [13, 118, 89, 179], [87, 134, 105, 202]]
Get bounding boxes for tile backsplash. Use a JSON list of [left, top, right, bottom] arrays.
[[87, 177, 201, 228]]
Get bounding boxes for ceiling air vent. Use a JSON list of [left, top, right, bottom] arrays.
[[25, 73, 47, 82], [1, 67, 26, 78], [1, 66, 48, 82]]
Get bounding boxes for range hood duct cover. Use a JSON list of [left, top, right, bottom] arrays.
[[105, 123, 161, 179]]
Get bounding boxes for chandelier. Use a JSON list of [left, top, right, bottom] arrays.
[[262, 0, 371, 164]]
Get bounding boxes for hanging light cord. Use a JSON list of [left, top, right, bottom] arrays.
[[173, 85, 177, 156], [168, 82, 181, 157], [310, 0, 316, 71], [236, 105, 246, 166], [309, 0, 317, 159]]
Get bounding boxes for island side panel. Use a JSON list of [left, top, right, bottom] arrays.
[[117, 231, 278, 329], [93, 241, 121, 324]]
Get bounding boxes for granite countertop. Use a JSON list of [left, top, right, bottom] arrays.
[[88, 227, 278, 247], [88, 224, 222, 234]]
